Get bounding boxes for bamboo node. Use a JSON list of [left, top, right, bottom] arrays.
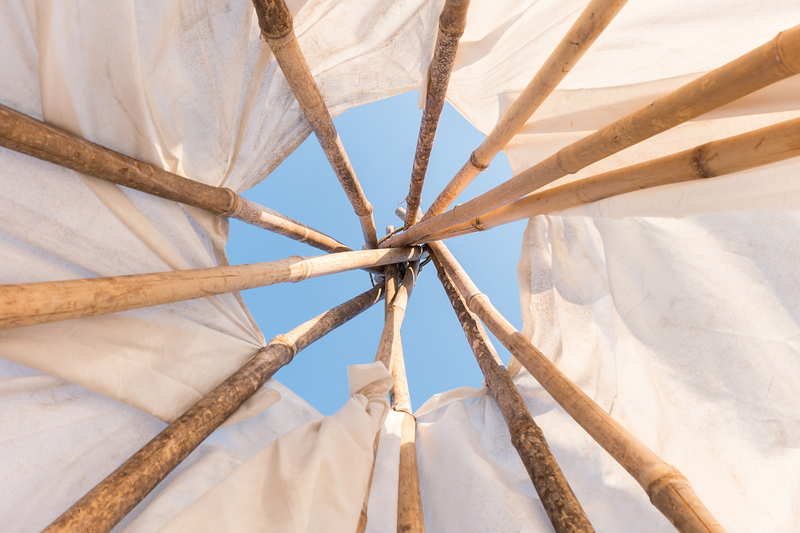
[[438, 20, 465, 38], [268, 334, 297, 358], [641, 462, 681, 492], [646, 465, 684, 495], [470, 151, 489, 171], [776, 30, 800, 74], [288, 255, 313, 282], [466, 291, 488, 312], [223, 189, 242, 217]]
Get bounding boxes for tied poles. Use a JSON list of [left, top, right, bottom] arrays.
[[385, 23, 800, 249], [252, 0, 379, 249], [404, 0, 471, 228], [418, 116, 800, 243], [0, 247, 421, 330], [0, 103, 350, 256], [428, 240, 726, 533], [430, 248, 593, 533], [423, 0, 629, 220], [42, 283, 386, 533]]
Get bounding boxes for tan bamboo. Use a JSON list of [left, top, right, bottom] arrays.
[[395, 412, 424, 533], [356, 229, 400, 533], [0, 247, 421, 330], [252, 0, 379, 249], [431, 249, 593, 533], [374, 264, 417, 371], [385, 23, 800, 249], [404, 0, 471, 228], [357, 258, 418, 533], [383, 227, 400, 311], [0, 102, 351, 255], [42, 283, 386, 533], [423, 0, 630, 220], [418, 116, 800, 243], [427, 240, 726, 533], [389, 267, 424, 533]]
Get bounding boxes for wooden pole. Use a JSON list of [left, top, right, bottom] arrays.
[[417, 116, 800, 243], [389, 264, 425, 533], [252, 0, 379, 249], [356, 229, 400, 533], [431, 248, 593, 533], [375, 264, 417, 371], [384, 23, 800, 249], [404, 0, 471, 228], [423, 0, 629, 220], [358, 240, 421, 533], [42, 283, 386, 533], [427, 240, 726, 533], [0, 247, 421, 330], [383, 227, 401, 315], [0, 103, 352, 256]]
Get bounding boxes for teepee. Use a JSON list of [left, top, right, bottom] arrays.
[[1, 0, 799, 531]]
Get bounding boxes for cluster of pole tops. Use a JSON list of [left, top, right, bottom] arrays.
[[0, 0, 798, 531]]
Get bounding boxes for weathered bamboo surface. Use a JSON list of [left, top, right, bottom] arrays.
[[356, 232, 400, 533], [42, 283, 385, 533], [431, 249, 594, 533], [375, 264, 417, 371], [389, 271, 425, 533], [423, 0, 629, 220], [428, 241, 726, 533], [385, 23, 800, 248], [0, 247, 420, 330], [252, 0, 379, 249], [0, 102, 351, 255], [396, 412, 425, 533], [419, 116, 800, 242], [404, 0, 471, 228], [357, 260, 419, 533], [390, 332, 413, 416]]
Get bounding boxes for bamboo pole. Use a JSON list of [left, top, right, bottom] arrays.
[[0, 103, 352, 255], [358, 243, 421, 533], [252, 0, 379, 249], [42, 283, 385, 533], [427, 240, 726, 533], [389, 266, 425, 533], [383, 227, 400, 314], [423, 0, 629, 221], [384, 23, 800, 248], [356, 229, 400, 533], [0, 247, 420, 330], [418, 116, 800, 243], [404, 0, 471, 228], [431, 248, 593, 533], [375, 264, 417, 371]]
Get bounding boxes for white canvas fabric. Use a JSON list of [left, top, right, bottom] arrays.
[[2, 0, 800, 530], [148, 362, 393, 533], [514, 211, 800, 532], [414, 377, 674, 531], [0, 357, 320, 533]]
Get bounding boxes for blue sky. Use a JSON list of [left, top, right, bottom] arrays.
[[227, 91, 528, 415]]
